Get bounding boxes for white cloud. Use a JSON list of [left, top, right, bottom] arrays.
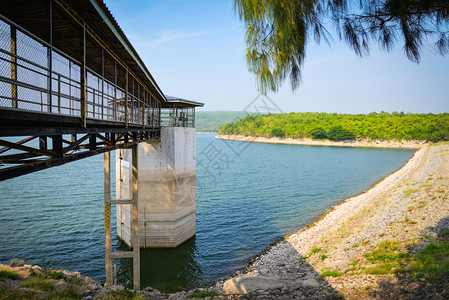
[[130, 29, 211, 49]]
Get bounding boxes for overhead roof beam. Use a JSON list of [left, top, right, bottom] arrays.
[[53, 0, 164, 104], [89, 0, 166, 102]]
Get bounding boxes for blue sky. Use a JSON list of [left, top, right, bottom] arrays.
[[105, 0, 449, 114]]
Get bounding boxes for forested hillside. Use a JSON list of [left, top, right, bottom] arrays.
[[217, 112, 449, 142], [195, 111, 250, 132]]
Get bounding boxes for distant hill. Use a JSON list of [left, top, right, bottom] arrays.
[[217, 112, 449, 142], [195, 111, 250, 132]]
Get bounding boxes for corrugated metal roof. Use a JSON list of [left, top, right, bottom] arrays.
[[164, 95, 205, 108]]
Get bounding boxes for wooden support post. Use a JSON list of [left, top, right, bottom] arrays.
[[10, 25, 17, 108], [57, 74, 61, 113], [69, 61, 72, 115], [47, 46, 52, 113], [113, 61, 117, 121], [47, 0, 52, 113], [131, 145, 140, 290], [125, 70, 128, 128], [39, 137, 47, 151], [113, 264, 117, 287], [80, 26, 87, 127], [158, 103, 161, 127], [131, 77, 134, 124], [101, 49, 104, 120], [89, 135, 96, 150], [104, 151, 112, 287], [52, 135, 62, 157], [151, 95, 155, 129]]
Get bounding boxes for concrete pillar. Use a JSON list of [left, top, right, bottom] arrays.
[[116, 127, 196, 247]]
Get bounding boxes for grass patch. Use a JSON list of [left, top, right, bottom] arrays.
[[399, 241, 449, 284], [365, 262, 397, 275], [303, 247, 322, 259], [21, 277, 54, 291], [365, 240, 409, 264], [47, 271, 64, 280], [320, 268, 342, 277], [187, 289, 222, 298], [66, 277, 82, 286], [0, 270, 18, 281], [321, 254, 328, 261], [48, 284, 81, 299], [362, 233, 449, 288], [404, 188, 420, 198]]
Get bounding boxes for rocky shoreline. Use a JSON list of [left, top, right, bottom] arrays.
[[215, 134, 428, 149], [215, 143, 449, 299], [2, 143, 448, 299]]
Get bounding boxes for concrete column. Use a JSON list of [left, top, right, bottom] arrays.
[[116, 127, 196, 247]]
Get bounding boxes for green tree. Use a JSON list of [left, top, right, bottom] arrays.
[[310, 127, 327, 139], [327, 125, 356, 141], [234, 0, 449, 92], [271, 127, 285, 137]]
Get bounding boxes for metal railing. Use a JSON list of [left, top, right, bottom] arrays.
[[161, 107, 195, 128], [0, 15, 160, 128]]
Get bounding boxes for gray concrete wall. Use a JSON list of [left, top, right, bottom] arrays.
[[116, 127, 196, 248]]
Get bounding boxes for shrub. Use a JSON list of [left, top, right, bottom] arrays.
[[327, 125, 355, 141], [270, 128, 285, 138], [0, 270, 18, 281], [320, 269, 342, 277], [21, 278, 54, 291], [310, 127, 327, 139]]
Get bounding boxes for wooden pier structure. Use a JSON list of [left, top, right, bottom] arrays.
[[0, 0, 203, 290]]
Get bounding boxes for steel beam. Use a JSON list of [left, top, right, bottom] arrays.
[[131, 144, 140, 290], [104, 151, 112, 287], [10, 25, 17, 108]]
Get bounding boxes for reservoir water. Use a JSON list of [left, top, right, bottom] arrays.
[[0, 133, 415, 291]]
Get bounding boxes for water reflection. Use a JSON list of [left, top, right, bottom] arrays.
[[115, 237, 202, 292]]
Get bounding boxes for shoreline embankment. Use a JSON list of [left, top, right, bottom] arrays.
[[215, 134, 428, 149], [2, 142, 448, 299], [216, 142, 449, 299]]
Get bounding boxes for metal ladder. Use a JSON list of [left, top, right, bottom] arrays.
[[104, 147, 140, 289]]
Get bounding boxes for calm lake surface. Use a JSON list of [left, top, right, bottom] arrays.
[[0, 133, 415, 291]]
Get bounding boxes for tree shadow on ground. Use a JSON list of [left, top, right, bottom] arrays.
[[223, 239, 344, 299], [367, 215, 449, 299]]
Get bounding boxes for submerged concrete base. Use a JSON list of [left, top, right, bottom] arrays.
[[116, 127, 196, 248]]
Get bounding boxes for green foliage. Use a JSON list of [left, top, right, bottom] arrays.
[[310, 127, 327, 139], [327, 125, 355, 141], [234, 0, 449, 92], [21, 278, 54, 291], [320, 268, 342, 277], [303, 246, 322, 259], [365, 263, 398, 275], [270, 128, 285, 138], [195, 111, 252, 132], [47, 284, 81, 299], [187, 289, 222, 298], [47, 272, 64, 280], [0, 270, 18, 281], [364, 240, 409, 263], [401, 242, 449, 283], [217, 112, 449, 142]]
